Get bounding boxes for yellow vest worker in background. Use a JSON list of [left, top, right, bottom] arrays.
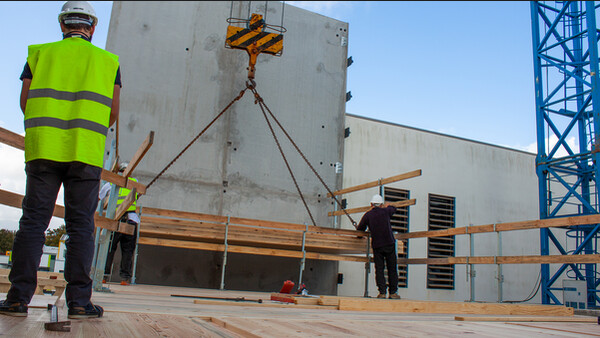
[[98, 162, 139, 285], [0, 1, 121, 319]]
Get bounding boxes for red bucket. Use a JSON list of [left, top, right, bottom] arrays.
[[279, 280, 295, 294]]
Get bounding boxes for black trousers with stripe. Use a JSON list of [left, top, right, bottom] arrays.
[[104, 214, 137, 280]]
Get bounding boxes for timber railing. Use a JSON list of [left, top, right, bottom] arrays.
[[326, 168, 599, 266], [138, 206, 404, 263], [395, 214, 600, 265]]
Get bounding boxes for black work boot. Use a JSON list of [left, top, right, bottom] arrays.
[[0, 300, 28, 317], [67, 303, 104, 319]]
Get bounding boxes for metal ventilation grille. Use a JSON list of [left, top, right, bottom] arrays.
[[385, 187, 409, 288], [427, 194, 455, 289]]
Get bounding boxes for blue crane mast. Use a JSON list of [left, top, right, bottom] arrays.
[[530, 0, 600, 308]]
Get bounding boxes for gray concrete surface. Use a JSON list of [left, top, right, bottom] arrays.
[[104, 1, 348, 293]]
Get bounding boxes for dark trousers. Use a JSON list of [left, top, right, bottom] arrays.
[[373, 244, 399, 295], [7, 159, 101, 308], [104, 217, 137, 280]]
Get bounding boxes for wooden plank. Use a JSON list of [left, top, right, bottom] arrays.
[[328, 169, 422, 197], [329, 199, 416, 217], [396, 214, 600, 240], [338, 298, 574, 316], [0, 126, 25, 150], [114, 188, 137, 220], [270, 293, 295, 303], [0, 268, 63, 279], [0, 275, 66, 287], [398, 254, 600, 265], [139, 222, 364, 250], [138, 237, 368, 262], [101, 170, 147, 195], [318, 296, 341, 307], [143, 206, 364, 237], [0, 188, 28, 211], [95, 215, 135, 235], [209, 317, 262, 338], [122, 131, 154, 178], [139, 220, 368, 254], [293, 297, 320, 305], [0, 188, 133, 235], [455, 315, 597, 322], [194, 299, 337, 310]]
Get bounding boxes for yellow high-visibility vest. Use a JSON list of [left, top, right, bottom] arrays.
[[117, 177, 138, 213], [24, 37, 119, 167]]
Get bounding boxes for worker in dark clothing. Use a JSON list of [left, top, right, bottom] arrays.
[[0, 1, 120, 319], [357, 194, 401, 299]]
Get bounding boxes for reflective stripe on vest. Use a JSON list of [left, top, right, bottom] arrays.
[[24, 37, 119, 167], [117, 177, 138, 212]]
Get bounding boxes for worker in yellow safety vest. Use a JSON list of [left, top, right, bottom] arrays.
[[98, 162, 139, 286], [1, 1, 121, 319]]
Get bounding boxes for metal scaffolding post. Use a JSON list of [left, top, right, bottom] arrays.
[[298, 223, 308, 288], [220, 216, 230, 290], [530, 0, 600, 307], [91, 139, 118, 292]]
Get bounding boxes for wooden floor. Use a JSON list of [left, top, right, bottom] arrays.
[[1, 284, 598, 337]]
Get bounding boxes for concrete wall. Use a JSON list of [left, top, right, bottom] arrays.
[[337, 115, 544, 303], [104, 1, 348, 293]]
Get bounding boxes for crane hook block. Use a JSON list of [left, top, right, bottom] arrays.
[[225, 13, 284, 79]]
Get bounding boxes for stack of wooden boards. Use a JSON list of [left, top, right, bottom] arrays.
[[0, 268, 66, 300], [138, 207, 403, 263]]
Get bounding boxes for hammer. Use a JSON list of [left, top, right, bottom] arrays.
[[44, 304, 71, 332]]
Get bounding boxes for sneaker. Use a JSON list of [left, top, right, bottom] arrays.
[[389, 293, 401, 299], [120, 280, 130, 286], [0, 300, 28, 317], [376, 293, 386, 299], [68, 303, 103, 319]]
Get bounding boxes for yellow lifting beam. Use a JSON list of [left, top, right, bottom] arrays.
[[225, 13, 284, 79]]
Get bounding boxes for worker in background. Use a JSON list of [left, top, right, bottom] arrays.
[[98, 162, 139, 285], [357, 194, 401, 299], [0, 1, 121, 319]]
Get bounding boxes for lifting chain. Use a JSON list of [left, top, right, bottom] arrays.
[[146, 79, 357, 228], [247, 81, 358, 228], [146, 87, 249, 190]]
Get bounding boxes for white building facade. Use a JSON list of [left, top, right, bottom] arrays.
[[337, 114, 542, 303]]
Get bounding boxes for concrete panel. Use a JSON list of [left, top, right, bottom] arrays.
[[104, 1, 348, 290]]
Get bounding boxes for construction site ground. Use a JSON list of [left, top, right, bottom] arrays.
[[1, 283, 599, 337]]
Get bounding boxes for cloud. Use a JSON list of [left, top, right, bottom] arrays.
[[286, 1, 356, 18], [0, 144, 64, 231], [515, 135, 579, 156]]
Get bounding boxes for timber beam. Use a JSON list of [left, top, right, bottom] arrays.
[[329, 199, 416, 217], [327, 169, 422, 197], [398, 254, 600, 265], [396, 213, 600, 240]]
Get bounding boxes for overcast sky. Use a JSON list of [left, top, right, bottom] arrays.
[[0, 2, 561, 230]]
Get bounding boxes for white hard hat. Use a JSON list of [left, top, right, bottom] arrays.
[[58, 1, 98, 26], [118, 162, 129, 172], [370, 194, 384, 205]]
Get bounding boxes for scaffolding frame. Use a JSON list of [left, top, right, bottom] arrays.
[[530, 0, 600, 307]]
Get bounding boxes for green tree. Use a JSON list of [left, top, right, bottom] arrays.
[[45, 225, 66, 247], [0, 229, 16, 253]]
